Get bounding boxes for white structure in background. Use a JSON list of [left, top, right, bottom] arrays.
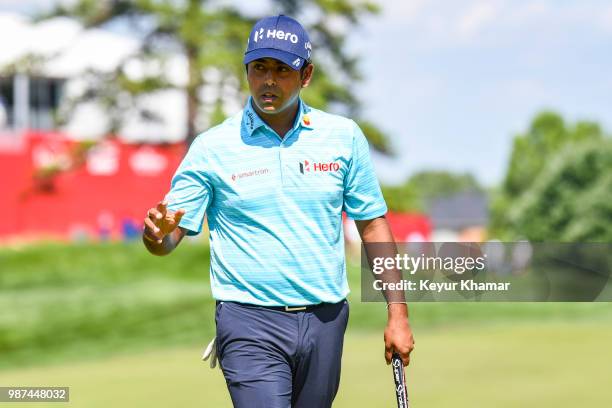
[[0, 12, 238, 142]]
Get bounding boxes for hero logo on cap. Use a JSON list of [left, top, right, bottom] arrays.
[[253, 28, 264, 43], [244, 15, 311, 70]]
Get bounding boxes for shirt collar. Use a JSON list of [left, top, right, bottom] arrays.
[[296, 99, 313, 130], [243, 98, 266, 136], [242, 97, 313, 136]]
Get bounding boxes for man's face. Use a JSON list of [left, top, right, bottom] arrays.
[[246, 58, 312, 115]]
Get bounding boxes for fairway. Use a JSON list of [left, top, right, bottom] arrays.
[[1, 322, 610, 408], [2, 243, 612, 407]]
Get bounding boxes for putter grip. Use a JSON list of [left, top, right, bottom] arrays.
[[392, 352, 409, 408]]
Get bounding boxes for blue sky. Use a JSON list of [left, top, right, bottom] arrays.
[[354, 0, 612, 185], [3, 0, 611, 186]]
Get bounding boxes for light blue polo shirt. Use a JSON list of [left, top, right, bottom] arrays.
[[166, 98, 387, 306]]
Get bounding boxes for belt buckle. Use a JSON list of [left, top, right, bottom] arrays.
[[284, 305, 307, 312]]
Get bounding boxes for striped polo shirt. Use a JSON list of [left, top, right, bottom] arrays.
[[166, 98, 387, 306]]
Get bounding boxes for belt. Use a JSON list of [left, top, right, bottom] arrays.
[[218, 300, 344, 313]]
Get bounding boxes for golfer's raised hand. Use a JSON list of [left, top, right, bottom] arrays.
[[143, 200, 185, 244]]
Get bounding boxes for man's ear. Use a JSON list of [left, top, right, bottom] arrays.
[[301, 64, 314, 88]]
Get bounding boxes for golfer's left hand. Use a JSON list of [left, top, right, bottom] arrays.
[[384, 308, 415, 366]]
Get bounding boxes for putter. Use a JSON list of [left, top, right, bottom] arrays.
[[391, 352, 409, 408]]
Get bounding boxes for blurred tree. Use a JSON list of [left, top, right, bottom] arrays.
[[408, 170, 482, 201], [380, 183, 420, 213], [491, 111, 607, 238], [382, 170, 482, 212], [40, 0, 390, 151], [507, 140, 612, 241], [502, 111, 602, 197]]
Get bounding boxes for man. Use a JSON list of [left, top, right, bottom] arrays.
[[143, 15, 414, 408]]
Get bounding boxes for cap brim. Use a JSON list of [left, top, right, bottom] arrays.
[[244, 48, 305, 70]]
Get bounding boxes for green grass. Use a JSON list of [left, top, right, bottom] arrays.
[[1, 242, 612, 406], [2, 241, 612, 370], [0, 323, 610, 407]]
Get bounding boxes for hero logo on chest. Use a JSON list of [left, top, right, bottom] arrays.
[[299, 160, 341, 175]]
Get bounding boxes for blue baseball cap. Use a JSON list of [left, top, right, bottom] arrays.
[[244, 15, 312, 70]]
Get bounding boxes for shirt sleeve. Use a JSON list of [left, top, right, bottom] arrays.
[[166, 136, 213, 236], [342, 121, 388, 220]]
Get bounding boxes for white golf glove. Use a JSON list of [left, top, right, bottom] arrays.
[[201, 336, 218, 368]]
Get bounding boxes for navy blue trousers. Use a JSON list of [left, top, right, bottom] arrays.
[[215, 300, 349, 408]]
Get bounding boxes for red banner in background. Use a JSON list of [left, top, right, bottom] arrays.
[[1, 131, 431, 242], [384, 212, 431, 242], [0, 131, 185, 241]]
